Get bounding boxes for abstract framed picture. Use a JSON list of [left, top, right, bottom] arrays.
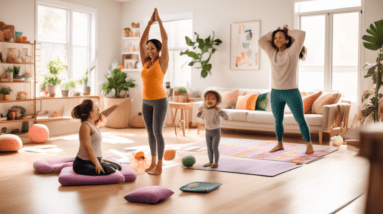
[[230, 20, 261, 70]]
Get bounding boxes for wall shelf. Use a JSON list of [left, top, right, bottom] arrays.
[[0, 81, 34, 84], [0, 41, 34, 45], [0, 99, 35, 103], [121, 69, 140, 72], [0, 118, 35, 124], [35, 95, 100, 100], [0, 62, 34, 65], [122, 37, 140, 40], [122, 52, 139, 55]]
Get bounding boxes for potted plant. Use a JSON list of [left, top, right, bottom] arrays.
[[0, 87, 12, 100], [124, 28, 131, 37], [102, 65, 136, 128], [6, 67, 13, 82], [44, 57, 66, 97], [13, 66, 20, 78], [360, 19, 383, 123], [61, 80, 77, 97], [40, 78, 49, 97], [78, 67, 94, 95], [178, 87, 188, 102], [180, 31, 222, 78]]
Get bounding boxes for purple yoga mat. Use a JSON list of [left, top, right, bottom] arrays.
[[190, 157, 302, 177]]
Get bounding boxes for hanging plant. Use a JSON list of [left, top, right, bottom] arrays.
[[180, 31, 222, 78]]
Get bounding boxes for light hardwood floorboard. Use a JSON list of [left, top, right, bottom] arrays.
[[0, 127, 369, 214]]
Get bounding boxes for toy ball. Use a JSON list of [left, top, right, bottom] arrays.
[[164, 149, 176, 161], [182, 155, 196, 167], [134, 151, 145, 160], [330, 135, 343, 146]]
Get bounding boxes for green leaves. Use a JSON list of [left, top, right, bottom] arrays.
[[63, 80, 77, 90], [102, 68, 136, 97], [180, 31, 222, 78], [362, 20, 383, 51]]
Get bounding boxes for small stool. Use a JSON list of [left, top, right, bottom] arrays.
[[169, 102, 194, 136], [29, 124, 49, 143]]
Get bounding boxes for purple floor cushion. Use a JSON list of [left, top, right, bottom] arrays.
[[124, 186, 174, 204], [33, 157, 75, 174], [59, 163, 136, 186]]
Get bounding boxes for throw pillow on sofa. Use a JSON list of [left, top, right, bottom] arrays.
[[312, 92, 341, 114], [255, 92, 268, 111], [302, 91, 323, 113], [236, 93, 259, 110], [218, 88, 239, 109]]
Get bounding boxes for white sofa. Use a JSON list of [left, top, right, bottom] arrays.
[[192, 87, 351, 144]]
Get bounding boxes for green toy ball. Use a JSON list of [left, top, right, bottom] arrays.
[[330, 135, 344, 146], [182, 155, 196, 167]]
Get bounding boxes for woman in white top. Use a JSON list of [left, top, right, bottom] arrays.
[[258, 25, 314, 154]]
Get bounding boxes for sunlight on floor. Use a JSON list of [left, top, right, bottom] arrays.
[[19, 145, 63, 153]]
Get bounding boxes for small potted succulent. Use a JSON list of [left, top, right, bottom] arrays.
[[0, 87, 12, 100], [13, 66, 20, 78], [61, 80, 77, 97], [78, 67, 94, 95], [178, 87, 188, 102], [6, 67, 13, 82], [40, 78, 49, 97], [124, 28, 131, 37]]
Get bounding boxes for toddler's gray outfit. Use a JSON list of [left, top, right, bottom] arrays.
[[197, 108, 228, 164]]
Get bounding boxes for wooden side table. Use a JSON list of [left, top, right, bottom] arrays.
[[359, 123, 383, 214], [168, 102, 194, 136]]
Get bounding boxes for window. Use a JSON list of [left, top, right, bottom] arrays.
[[149, 19, 193, 89], [37, 1, 96, 93], [296, 1, 361, 102]]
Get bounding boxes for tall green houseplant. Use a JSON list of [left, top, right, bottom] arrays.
[[102, 67, 136, 98], [180, 31, 222, 78], [362, 19, 383, 122], [43, 57, 66, 85]]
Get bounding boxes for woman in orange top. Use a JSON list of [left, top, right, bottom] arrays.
[[139, 8, 169, 175]]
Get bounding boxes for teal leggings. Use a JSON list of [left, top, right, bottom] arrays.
[[270, 88, 311, 142]]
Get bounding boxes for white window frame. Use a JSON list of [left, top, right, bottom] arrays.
[[35, 0, 97, 91], [294, 5, 364, 105], [143, 12, 193, 89]]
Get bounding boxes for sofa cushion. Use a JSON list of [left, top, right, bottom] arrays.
[[256, 92, 268, 111], [312, 92, 341, 114], [247, 111, 275, 124], [238, 88, 269, 96], [224, 109, 249, 122], [236, 94, 259, 110], [303, 91, 322, 113], [246, 111, 323, 126], [218, 89, 239, 109]]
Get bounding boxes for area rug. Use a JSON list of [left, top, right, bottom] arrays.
[[179, 137, 338, 164], [190, 157, 302, 177]]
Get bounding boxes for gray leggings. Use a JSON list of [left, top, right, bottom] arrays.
[[206, 128, 221, 164], [142, 97, 168, 160]]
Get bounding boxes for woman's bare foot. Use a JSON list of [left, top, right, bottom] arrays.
[[211, 163, 219, 168], [203, 163, 212, 167], [305, 143, 314, 155], [148, 160, 162, 175], [270, 142, 284, 153], [145, 156, 157, 172]]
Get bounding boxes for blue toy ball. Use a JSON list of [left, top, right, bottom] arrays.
[[182, 155, 196, 167]]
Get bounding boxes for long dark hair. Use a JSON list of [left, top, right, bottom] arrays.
[[72, 99, 104, 126], [145, 39, 162, 62], [271, 27, 307, 61]]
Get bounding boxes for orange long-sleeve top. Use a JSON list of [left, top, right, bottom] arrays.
[[141, 59, 167, 100]]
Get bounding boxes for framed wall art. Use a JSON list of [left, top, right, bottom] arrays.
[[230, 20, 261, 70]]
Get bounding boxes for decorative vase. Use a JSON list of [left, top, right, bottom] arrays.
[[9, 72, 13, 82], [62, 90, 69, 97]]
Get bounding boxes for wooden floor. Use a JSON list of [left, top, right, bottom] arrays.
[[0, 126, 370, 214]]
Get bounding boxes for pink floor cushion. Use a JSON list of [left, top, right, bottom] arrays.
[[0, 134, 23, 152], [124, 186, 174, 204], [59, 163, 137, 186], [33, 157, 75, 174], [29, 124, 49, 143]]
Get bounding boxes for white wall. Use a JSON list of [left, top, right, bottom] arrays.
[[120, 0, 295, 119], [0, 0, 121, 136]]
